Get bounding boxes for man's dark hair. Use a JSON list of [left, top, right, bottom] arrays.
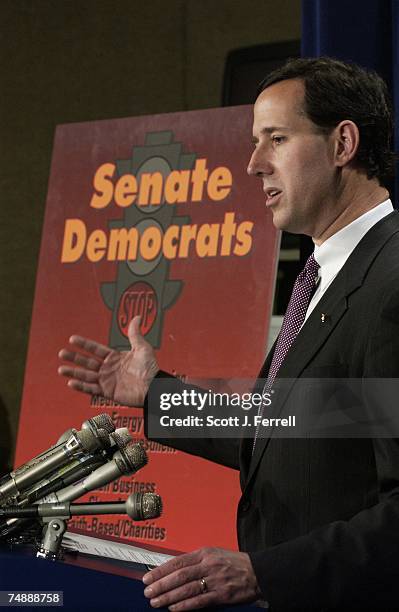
[[258, 57, 395, 184]]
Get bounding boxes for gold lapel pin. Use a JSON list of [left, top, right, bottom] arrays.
[[321, 313, 329, 323]]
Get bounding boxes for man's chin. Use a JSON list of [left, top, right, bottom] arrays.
[[270, 211, 294, 233], [270, 210, 308, 235]]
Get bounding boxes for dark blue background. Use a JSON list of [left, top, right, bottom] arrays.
[[302, 0, 399, 205]]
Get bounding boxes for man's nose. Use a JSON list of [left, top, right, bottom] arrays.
[[247, 148, 273, 177]]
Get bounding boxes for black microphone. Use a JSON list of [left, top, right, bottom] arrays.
[[0, 493, 162, 521], [26, 455, 106, 503]]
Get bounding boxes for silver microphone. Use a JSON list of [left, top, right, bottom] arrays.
[[0, 492, 162, 521], [109, 428, 132, 450], [0, 429, 101, 503], [9, 414, 115, 480], [82, 413, 115, 436], [42, 443, 148, 504]]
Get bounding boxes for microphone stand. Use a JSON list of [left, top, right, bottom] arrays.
[[36, 503, 130, 561], [1, 496, 162, 561], [37, 516, 68, 561]]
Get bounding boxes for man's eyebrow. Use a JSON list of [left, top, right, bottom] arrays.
[[251, 126, 290, 142]]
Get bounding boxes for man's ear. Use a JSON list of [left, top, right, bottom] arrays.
[[333, 120, 360, 168]]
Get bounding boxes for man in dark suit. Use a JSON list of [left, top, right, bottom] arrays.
[[59, 57, 399, 609]]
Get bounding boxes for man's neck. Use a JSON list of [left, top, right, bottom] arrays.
[[313, 179, 389, 246]]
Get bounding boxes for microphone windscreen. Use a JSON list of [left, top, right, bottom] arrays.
[[142, 492, 163, 519], [76, 429, 100, 453], [122, 443, 148, 472], [110, 429, 132, 449], [90, 413, 115, 434], [126, 492, 163, 520]]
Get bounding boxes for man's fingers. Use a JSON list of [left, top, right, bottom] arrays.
[[58, 365, 100, 384], [68, 335, 112, 359], [144, 566, 202, 598], [148, 581, 214, 610], [66, 379, 102, 395], [143, 551, 201, 585], [58, 349, 101, 371], [167, 592, 215, 611], [144, 549, 259, 610], [143, 551, 209, 609]]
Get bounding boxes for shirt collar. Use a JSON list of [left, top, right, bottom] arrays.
[[313, 199, 394, 292]]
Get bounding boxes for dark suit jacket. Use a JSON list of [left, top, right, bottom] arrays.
[[146, 211, 399, 609]]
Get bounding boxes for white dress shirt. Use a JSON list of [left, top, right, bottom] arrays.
[[305, 199, 394, 321]]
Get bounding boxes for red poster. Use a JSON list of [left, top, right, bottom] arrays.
[[15, 106, 279, 552]]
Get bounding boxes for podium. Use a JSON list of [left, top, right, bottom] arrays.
[[0, 550, 258, 611]]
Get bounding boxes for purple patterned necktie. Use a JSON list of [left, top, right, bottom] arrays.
[[253, 253, 320, 452]]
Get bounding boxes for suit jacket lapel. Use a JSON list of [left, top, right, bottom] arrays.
[[239, 337, 278, 483], [243, 211, 399, 490]]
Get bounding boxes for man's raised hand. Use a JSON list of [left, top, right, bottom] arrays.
[[58, 316, 159, 407]]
